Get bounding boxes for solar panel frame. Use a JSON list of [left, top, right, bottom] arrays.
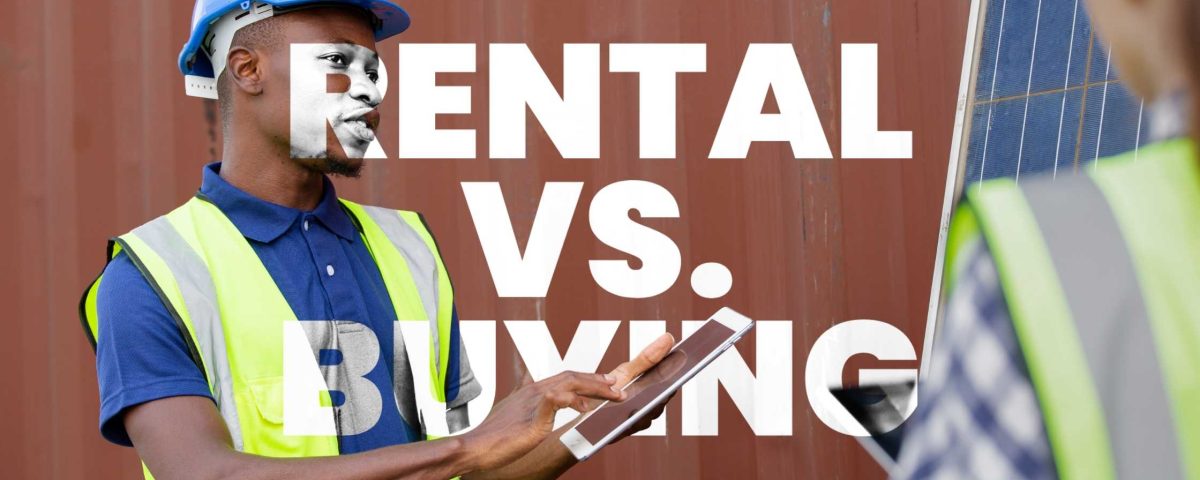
[[923, 0, 985, 379]]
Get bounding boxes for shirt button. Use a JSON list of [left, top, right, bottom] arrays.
[[303, 220, 310, 231], [326, 264, 335, 277]]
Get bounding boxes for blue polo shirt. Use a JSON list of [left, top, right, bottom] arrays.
[[94, 163, 477, 453]]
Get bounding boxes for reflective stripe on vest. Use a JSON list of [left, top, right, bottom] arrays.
[[129, 215, 246, 451], [342, 202, 456, 402], [1022, 173, 1181, 480], [955, 138, 1200, 479], [79, 196, 458, 466]]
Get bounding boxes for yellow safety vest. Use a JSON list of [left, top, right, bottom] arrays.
[[946, 139, 1200, 479], [79, 196, 458, 476]]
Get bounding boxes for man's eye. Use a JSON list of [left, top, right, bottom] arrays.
[[321, 53, 348, 66]]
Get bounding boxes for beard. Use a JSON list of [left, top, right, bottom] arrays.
[[289, 126, 369, 178], [291, 153, 365, 178], [315, 156, 364, 178]]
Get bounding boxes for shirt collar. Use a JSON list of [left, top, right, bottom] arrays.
[[1149, 89, 1192, 142], [198, 163, 358, 243]]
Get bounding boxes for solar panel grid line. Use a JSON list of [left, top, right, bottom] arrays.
[[1052, 0, 1081, 178], [977, 0, 1009, 192], [974, 78, 1120, 105], [1134, 99, 1145, 162], [1015, 0, 1046, 183], [1070, 31, 1096, 171], [1092, 49, 1114, 171]]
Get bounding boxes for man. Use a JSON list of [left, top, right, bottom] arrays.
[[894, 0, 1199, 478], [80, 1, 675, 478]]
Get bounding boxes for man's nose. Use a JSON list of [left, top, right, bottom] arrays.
[[348, 74, 382, 107]]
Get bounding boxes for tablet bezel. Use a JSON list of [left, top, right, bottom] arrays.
[[560, 307, 754, 460]]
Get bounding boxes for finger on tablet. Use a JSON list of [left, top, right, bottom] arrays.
[[610, 333, 676, 387]]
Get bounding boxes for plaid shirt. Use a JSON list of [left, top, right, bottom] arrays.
[[892, 241, 1057, 480]]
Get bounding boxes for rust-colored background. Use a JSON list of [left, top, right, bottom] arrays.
[[0, 0, 968, 478]]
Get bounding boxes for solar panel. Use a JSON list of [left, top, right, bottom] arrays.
[[923, 0, 1152, 373], [964, 0, 1149, 186]]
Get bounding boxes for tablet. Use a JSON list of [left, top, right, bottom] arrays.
[[829, 380, 917, 472], [559, 307, 754, 460]]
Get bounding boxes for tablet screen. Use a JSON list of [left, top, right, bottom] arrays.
[[573, 318, 739, 444]]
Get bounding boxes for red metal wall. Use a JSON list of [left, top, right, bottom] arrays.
[[0, 0, 968, 478]]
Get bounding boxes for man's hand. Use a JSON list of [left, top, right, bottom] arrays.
[[592, 332, 677, 441], [460, 371, 626, 471], [464, 333, 677, 480], [619, 333, 677, 384], [584, 332, 676, 412]]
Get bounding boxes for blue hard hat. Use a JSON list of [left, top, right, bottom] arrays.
[[179, 0, 410, 78]]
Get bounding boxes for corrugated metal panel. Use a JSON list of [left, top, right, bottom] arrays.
[[0, 0, 968, 478]]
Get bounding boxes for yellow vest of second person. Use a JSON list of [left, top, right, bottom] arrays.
[[79, 196, 457, 464], [946, 139, 1200, 479]]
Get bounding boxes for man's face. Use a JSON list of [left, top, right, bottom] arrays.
[[1083, 0, 1151, 96], [257, 7, 382, 176], [289, 41, 383, 162], [1083, 0, 1187, 101]]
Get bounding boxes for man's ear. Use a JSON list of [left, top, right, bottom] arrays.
[[226, 46, 264, 96]]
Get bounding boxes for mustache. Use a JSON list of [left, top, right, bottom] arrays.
[[337, 105, 380, 130]]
